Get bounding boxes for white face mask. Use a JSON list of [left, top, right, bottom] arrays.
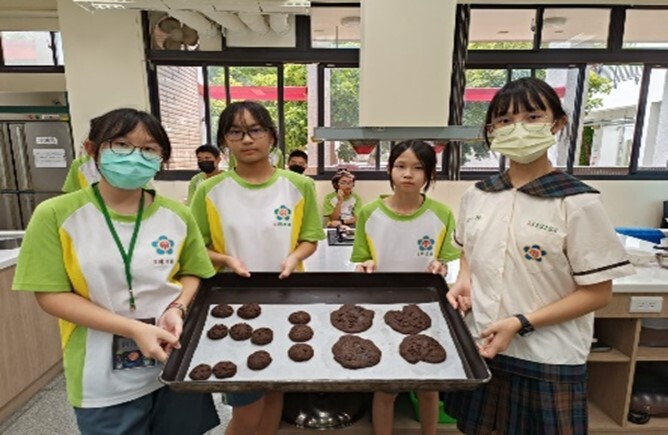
[[490, 122, 556, 164]]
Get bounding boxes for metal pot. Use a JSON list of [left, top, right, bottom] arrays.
[[282, 392, 368, 430]]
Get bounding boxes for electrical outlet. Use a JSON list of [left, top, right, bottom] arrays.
[[629, 296, 664, 313]]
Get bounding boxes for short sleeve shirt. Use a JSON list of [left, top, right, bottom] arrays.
[[351, 196, 460, 271], [186, 172, 207, 205], [62, 155, 100, 193], [12, 187, 215, 408], [322, 191, 363, 222], [456, 171, 635, 365], [190, 168, 325, 271]]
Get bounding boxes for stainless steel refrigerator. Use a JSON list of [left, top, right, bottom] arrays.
[[0, 119, 74, 230]]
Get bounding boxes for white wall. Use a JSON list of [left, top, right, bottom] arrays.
[[153, 178, 668, 228], [57, 0, 149, 149]]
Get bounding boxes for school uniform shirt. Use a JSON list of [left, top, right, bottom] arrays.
[[455, 170, 634, 365], [190, 168, 325, 271], [62, 155, 100, 193], [186, 172, 207, 205], [322, 191, 363, 222], [351, 196, 460, 271], [12, 187, 215, 408]]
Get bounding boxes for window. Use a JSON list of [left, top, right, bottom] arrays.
[[156, 65, 206, 170], [623, 9, 668, 49], [1, 31, 59, 66], [541, 8, 609, 49], [311, 7, 361, 49], [637, 68, 668, 171], [468, 9, 535, 50]]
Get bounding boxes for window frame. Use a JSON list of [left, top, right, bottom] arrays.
[[0, 30, 64, 72]]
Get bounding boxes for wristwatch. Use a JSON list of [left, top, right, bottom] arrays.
[[514, 314, 535, 337]]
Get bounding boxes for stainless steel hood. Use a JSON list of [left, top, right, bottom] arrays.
[[312, 126, 483, 142]]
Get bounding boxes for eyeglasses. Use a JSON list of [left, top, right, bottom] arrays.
[[487, 113, 553, 137], [224, 127, 269, 142], [338, 180, 355, 186], [106, 140, 163, 162]]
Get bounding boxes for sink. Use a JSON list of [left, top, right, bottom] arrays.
[[0, 237, 22, 249]]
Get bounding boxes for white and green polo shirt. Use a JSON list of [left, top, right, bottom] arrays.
[[186, 172, 207, 205], [190, 168, 325, 271], [12, 187, 215, 408], [351, 196, 460, 271], [322, 191, 363, 222], [62, 155, 100, 193]]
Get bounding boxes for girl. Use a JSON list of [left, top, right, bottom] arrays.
[[350, 140, 460, 435], [189, 100, 325, 435], [12, 108, 219, 434], [444, 77, 635, 434], [323, 169, 363, 227]]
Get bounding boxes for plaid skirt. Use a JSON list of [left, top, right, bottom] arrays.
[[443, 354, 588, 435]]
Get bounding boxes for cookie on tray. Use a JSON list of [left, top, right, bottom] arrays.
[[237, 303, 261, 319], [399, 334, 446, 364], [288, 344, 314, 362], [247, 350, 272, 370], [251, 327, 274, 345], [332, 335, 382, 369], [206, 323, 228, 340], [288, 310, 311, 325], [212, 361, 237, 379], [289, 324, 314, 342], [189, 363, 212, 380], [384, 304, 432, 335], [330, 304, 375, 333], [229, 323, 253, 341], [211, 304, 233, 318]]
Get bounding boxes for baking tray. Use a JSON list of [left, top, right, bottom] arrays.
[[327, 228, 354, 246], [161, 272, 490, 393]]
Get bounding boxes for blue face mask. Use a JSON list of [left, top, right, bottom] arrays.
[[99, 149, 161, 190]]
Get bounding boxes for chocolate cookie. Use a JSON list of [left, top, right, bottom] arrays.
[[247, 350, 272, 370], [330, 304, 375, 333], [189, 363, 212, 380], [384, 304, 432, 335], [237, 303, 261, 319], [289, 324, 314, 342], [399, 334, 446, 364], [332, 335, 382, 369], [229, 323, 253, 341], [211, 304, 233, 318], [207, 323, 228, 340], [288, 344, 314, 362], [288, 310, 311, 325], [212, 361, 237, 379], [251, 327, 274, 345]]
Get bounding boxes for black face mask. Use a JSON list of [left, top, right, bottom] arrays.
[[288, 164, 306, 174], [198, 161, 217, 174]]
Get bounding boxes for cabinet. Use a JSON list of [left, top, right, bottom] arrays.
[[588, 293, 668, 434]]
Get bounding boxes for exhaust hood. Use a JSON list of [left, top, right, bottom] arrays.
[[312, 126, 483, 142]]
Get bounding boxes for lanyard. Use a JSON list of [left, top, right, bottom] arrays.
[[93, 184, 145, 312]]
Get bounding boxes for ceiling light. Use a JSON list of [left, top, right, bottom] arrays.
[[497, 30, 509, 34]]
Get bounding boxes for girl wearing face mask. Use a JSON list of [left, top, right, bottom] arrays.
[[12, 108, 220, 435], [443, 78, 634, 434], [186, 144, 222, 205]]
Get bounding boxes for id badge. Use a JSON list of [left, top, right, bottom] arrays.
[[112, 318, 157, 370]]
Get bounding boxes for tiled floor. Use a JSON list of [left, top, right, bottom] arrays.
[[0, 373, 232, 435]]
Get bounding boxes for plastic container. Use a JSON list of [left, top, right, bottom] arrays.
[[615, 227, 666, 245], [408, 392, 456, 424]]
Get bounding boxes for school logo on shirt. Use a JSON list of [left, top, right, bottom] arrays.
[[152, 235, 176, 265], [417, 235, 435, 257], [523, 244, 547, 262], [274, 205, 292, 227]]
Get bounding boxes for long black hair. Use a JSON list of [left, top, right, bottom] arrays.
[[483, 77, 568, 147], [388, 140, 437, 191]]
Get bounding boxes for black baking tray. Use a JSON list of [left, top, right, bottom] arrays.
[[161, 272, 490, 393]]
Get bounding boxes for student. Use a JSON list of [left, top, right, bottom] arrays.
[[190, 100, 325, 435], [323, 169, 363, 227], [12, 108, 220, 435], [350, 140, 460, 435], [286, 149, 308, 174], [186, 144, 222, 205], [444, 77, 635, 435], [62, 118, 103, 193]]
